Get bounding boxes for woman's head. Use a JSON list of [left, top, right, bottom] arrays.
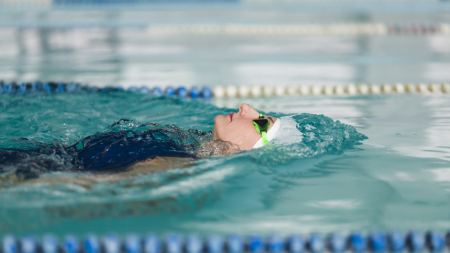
[[213, 104, 276, 150]]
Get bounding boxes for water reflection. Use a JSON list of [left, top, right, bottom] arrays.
[[0, 8, 449, 85]]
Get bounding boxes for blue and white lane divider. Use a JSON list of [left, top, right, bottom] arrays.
[[1, 81, 450, 98], [0, 81, 213, 99], [1, 232, 450, 253]]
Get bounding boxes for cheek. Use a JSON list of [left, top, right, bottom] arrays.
[[214, 117, 238, 142], [217, 121, 249, 145], [214, 115, 228, 139]]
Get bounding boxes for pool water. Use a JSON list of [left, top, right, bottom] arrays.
[[0, 92, 449, 235], [1, 1, 450, 236]]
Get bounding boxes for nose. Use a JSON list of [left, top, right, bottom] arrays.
[[238, 104, 247, 117], [238, 103, 259, 119], [239, 103, 249, 112]]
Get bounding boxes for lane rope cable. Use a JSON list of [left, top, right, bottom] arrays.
[[1, 80, 449, 99]]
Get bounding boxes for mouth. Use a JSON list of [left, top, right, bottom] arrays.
[[228, 113, 233, 122]]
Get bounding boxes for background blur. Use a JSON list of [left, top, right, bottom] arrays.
[[0, 0, 450, 87]]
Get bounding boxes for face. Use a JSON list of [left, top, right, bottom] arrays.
[[213, 103, 262, 150]]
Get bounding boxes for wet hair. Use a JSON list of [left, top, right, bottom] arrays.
[[195, 140, 241, 158]]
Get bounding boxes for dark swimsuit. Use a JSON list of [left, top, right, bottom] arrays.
[[0, 120, 210, 179]]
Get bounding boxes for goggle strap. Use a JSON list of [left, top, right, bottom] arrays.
[[252, 121, 260, 134], [261, 131, 269, 145]]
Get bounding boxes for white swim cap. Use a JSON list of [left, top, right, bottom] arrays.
[[252, 116, 302, 149]]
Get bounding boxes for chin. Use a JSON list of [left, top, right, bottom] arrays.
[[213, 115, 227, 139], [213, 115, 220, 128], [214, 114, 226, 125]]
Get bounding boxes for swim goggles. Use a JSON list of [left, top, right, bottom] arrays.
[[252, 113, 270, 146]]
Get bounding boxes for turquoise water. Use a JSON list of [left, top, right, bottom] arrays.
[[1, 0, 450, 236], [1, 92, 449, 235]]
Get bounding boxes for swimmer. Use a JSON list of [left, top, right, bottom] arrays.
[[202, 103, 280, 154], [0, 104, 284, 183]]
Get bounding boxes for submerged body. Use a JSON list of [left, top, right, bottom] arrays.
[[0, 120, 211, 180], [0, 156, 194, 187]]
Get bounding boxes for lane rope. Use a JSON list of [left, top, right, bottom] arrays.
[[1, 81, 449, 99], [0, 23, 449, 35], [143, 23, 450, 36], [2, 231, 450, 253]]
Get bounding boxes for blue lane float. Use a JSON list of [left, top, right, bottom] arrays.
[[307, 234, 323, 253], [349, 232, 366, 252], [0, 81, 213, 99], [41, 235, 58, 253], [83, 235, 100, 253], [327, 233, 345, 253], [1, 232, 450, 253], [143, 235, 160, 253], [164, 86, 176, 97], [286, 235, 304, 253], [152, 87, 163, 96], [0, 81, 84, 95]]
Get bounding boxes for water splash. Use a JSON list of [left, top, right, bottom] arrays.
[[251, 113, 367, 165]]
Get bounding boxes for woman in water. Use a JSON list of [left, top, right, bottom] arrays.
[[0, 104, 287, 181]]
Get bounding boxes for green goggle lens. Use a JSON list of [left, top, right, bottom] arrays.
[[252, 118, 269, 134], [252, 114, 270, 146]]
